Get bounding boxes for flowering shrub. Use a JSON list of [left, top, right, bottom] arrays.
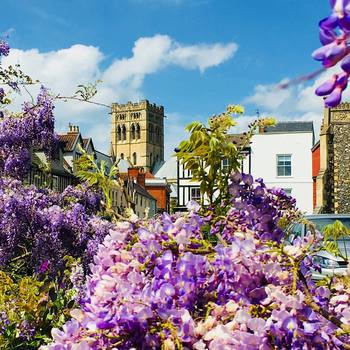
[[313, 0, 350, 107], [0, 178, 113, 277], [0, 86, 58, 179], [43, 176, 350, 349], [0, 39, 119, 348]]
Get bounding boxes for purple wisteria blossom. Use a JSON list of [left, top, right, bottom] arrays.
[[42, 176, 350, 349], [313, 0, 350, 107], [0, 178, 110, 277]]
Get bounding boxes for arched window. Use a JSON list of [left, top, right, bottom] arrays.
[[150, 153, 153, 166], [122, 125, 126, 141], [136, 123, 141, 139], [117, 125, 121, 142], [132, 152, 137, 165], [131, 123, 136, 140], [120, 153, 124, 159]]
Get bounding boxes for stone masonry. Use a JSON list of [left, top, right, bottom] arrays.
[[315, 102, 350, 213], [111, 100, 164, 171]]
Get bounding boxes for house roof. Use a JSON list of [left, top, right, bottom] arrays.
[[134, 182, 156, 201], [116, 159, 133, 173], [145, 178, 172, 190], [263, 121, 314, 134], [58, 133, 79, 152], [83, 138, 95, 151], [154, 157, 177, 179]]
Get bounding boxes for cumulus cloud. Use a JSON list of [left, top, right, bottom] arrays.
[[242, 71, 347, 139], [3, 34, 237, 152], [244, 79, 292, 110]]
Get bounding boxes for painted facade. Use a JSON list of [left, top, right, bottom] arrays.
[[250, 122, 314, 214]]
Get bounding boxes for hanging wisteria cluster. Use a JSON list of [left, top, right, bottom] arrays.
[[313, 0, 350, 107], [43, 175, 350, 350], [0, 178, 112, 277], [0, 86, 59, 178]]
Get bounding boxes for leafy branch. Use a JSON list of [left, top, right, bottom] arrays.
[[74, 145, 122, 214]]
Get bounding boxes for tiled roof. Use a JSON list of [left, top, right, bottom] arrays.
[[58, 134, 78, 152], [154, 157, 177, 179], [83, 138, 90, 148], [263, 121, 314, 133], [134, 182, 156, 201]]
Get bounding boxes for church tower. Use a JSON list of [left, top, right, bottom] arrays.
[[315, 102, 350, 213], [111, 100, 164, 171]]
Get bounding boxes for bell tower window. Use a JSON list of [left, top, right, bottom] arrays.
[[122, 125, 126, 141], [131, 124, 136, 140]]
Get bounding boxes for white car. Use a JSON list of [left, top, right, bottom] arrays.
[[291, 214, 350, 279]]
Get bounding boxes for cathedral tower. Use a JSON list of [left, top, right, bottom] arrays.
[[111, 100, 164, 171], [315, 102, 350, 213]]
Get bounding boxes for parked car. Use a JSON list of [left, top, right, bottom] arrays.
[[290, 214, 350, 279]]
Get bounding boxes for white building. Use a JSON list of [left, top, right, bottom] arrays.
[[170, 121, 314, 213], [250, 121, 314, 214]]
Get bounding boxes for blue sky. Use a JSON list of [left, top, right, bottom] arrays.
[[1, 0, 331, 157]]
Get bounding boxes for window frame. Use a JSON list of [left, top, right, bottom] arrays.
[[190, 187, 201, 202], [276, 154, 292, 177]]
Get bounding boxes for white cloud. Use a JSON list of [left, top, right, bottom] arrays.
[[167, 42, 237, 72], [244, 79, 292, 110], [243, 72, 340, 139], [3, 34, 237, 152]]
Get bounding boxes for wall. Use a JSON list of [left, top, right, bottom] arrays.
[[146, 186, 168, 211], [315, 103, 350, 213], [250, 132, 313, 214], [312, 143, 320, 209]]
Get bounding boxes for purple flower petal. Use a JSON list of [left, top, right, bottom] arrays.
[[319, 28, 336, 45], [315, 75, 337, 96], [341, 55, 350, 73], [325, 86, 343, 107], [319, 15, 338, 30], [336, 71, 349, 86], [242, 174, 253, 186]]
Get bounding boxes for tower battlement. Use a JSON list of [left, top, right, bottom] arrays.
[[112, 100, 164, 114]]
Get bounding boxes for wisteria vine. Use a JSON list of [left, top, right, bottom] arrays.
[[42, 176, 350, 350]]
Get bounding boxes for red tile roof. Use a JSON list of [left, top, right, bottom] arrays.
[[58, 134, 79, 152]]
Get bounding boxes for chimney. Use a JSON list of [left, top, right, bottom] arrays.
[[137, 167, 146, 188], [68, 123, 79, 134], [128, 167, 146, 188], [128, 167, 139, 179], [258, 125, 266, 134]]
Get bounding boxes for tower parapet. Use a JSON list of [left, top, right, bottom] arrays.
[[112, 100, 164, 114]]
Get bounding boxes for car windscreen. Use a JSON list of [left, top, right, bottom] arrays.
[[311, 218, 350, 239]]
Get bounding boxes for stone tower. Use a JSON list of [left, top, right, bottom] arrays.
[[111, 100, 164, 171], [315, 102, 350, 213]]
